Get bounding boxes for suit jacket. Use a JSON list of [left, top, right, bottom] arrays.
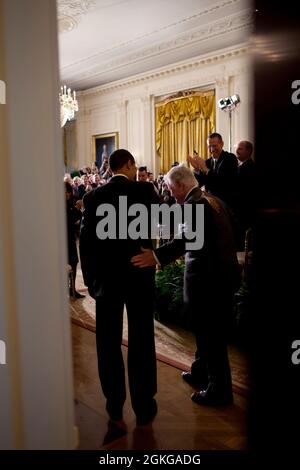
[[155, 187, 240, 298], [194, 150, 238, 211], [236, 158, 256, 229], [80, 176, 159, 296]]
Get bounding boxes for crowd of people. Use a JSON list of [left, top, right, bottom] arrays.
[[65, 133, 256, 435], [64, 160, 175, 206]]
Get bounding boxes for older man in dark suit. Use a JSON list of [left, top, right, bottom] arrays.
[[80, 149, 159, 427], [131, 165, 241, 406]]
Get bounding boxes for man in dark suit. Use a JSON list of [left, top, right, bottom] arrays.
[[131, 165, 241, 406], [188, 132, 238, 213], [235, 140, 256, 249], [80, 149, 159, 427], [65, 182, 85, 299]]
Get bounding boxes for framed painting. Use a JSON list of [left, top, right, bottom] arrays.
[[92, 132, 119, 168]]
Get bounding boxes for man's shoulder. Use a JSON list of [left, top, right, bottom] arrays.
[[222, 150, 237, 161], [83, 188, 96, 206], [238, 159, 256, 179], [200, 192, 222, 212], [135, 181, 154, 190], [134, 181, 160, 201], [218, 151, 238, 171], [83, 183, 114, 206], [243, 158, 256, 169], [185, 187, 204, 203]]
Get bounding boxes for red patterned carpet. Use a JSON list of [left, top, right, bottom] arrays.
[[71, 270, 249, 397]]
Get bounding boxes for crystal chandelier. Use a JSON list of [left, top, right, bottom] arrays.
[[59, 85, 79, 127]]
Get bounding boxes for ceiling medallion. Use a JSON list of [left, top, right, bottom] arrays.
[[58, 15, 77, 33], [57, 0, 96, 33]]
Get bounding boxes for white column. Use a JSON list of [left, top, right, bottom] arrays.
[[215, 77, 230, 148], [234, 69, 254, 144], [65, 120, 77, 171], [140, 95, 153, 171], [76, 107, 92, 169], [0, 0, 75, 449], [127, 98, 142, 164], [117, 100, 128, 149], [150, 95, 159, 176]]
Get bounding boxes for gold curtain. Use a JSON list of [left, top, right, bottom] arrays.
[[155, 91, 215, 173]]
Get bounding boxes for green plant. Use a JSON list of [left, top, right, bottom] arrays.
[[154, 259, 188, 327]]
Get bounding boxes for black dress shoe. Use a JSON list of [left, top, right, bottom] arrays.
[[191, 389, 233, 406], [181, 371, 207, 388], [102, 419, 127, 446], [136, 401, 158, 426]]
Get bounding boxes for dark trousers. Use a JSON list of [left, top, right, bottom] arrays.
[[95, 274, 157, 420], [193, 324, 232, 398], [188, 283, 234, 398]]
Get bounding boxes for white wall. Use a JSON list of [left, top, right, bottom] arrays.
[[0, 0, 75, 449], [64, 120, 77, 171], [74, 44, 253, 173]]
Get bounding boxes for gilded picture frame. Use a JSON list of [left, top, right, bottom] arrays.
[[92, 132, 119, 168]]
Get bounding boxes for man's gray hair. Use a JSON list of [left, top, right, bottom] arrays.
[[164, 164, 198, 187]]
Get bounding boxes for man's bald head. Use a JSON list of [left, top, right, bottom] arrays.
[[236, 140, 253, 163]]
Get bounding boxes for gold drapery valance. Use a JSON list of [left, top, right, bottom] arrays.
[[155, 91, 215, 173]]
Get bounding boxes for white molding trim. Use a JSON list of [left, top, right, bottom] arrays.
[[61, 0, 245, 70], [65, 9, 252, 88], [79, 43, 250, 98]]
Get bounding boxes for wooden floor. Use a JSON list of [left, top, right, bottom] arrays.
[[72, 323, 248, 451]]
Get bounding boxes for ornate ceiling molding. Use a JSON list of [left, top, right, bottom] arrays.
[[57, 0, 96, 33], [64, 8, 252, 89], [61, 0, 241, 68], [79, 44, 250, 98]]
